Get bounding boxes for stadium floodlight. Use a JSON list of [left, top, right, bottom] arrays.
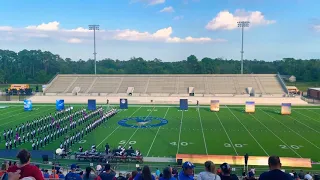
[[237, 21, 250, 74], [89, 25, 100, 75]]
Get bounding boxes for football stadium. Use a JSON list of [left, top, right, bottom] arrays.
[[1, 73, 320, 177], [1, 1, 320, 179]]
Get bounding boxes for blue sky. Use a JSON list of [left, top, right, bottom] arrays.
[[0, 0, 319, 61]]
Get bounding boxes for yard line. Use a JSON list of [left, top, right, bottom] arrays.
[[225, 105, 269, 156], [293, 110, 320, 124], [176, 111, 184, 154], [307, 109, 320, 116], [123, 107, 156, 147], [0, 107, 54, 127], [215, 113, 238, 155], [250, 114, 302, 158], [146, 107, 170, 156], [283, 112, 320, 134], [197, 108, 208, 155], [0, 107, 49, 123], [261, 109, 320, 151], [97, 107, 142, 148], [0, 107, 23, 116]]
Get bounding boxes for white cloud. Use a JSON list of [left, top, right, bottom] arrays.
[[173, 16, 184, 20], [0, 26, 13, 31], [160, 6, 174, 13], [206, 9, 276, 30], [0, 21, 224, 44], [67, 27, 91, 33], [132, 0, 165, 5], [67, 38, 83, 44], [23, 32, 49, 38], [313, 25, 320, 32], [114, 26, 223, 43], [26, 21, 60, 31]]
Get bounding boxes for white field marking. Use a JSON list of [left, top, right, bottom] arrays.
[[293, 110, 320, 124], [0, 107, 23, 116], [282, 110, 320, 135], [307, 109, 320, 116], [97, 106, 142, 148], [215, 113, 238, 155], [177, 111, 184, 154], [0, 107, 54, 127], [225, 105, 269, 156], [123, 107, 156, 147], [250, 114, 302, 158], [260, 109, 320, 150], [197, 108, 208, 155], [146, 107, 170, 156]]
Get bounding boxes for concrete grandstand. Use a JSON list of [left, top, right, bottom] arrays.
[[30, 73, 308, 105], [44, 74, 288, 96]]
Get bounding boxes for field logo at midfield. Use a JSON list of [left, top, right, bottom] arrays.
[[118, 116, 168, 128]]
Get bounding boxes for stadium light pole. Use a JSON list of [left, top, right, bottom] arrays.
[[89, 25, 99, 75], [237, 21, 250, 74]]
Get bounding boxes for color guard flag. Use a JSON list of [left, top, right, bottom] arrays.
[[245, 101, 255, 113], [281, 103, 291, 115], [210, 100, 220, 112]]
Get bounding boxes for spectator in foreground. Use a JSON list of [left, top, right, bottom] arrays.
[[298, 170, 305, 180], [160, 167, 175, 180], [198, 161, 221, 180], [7, 170, 21, 180], [155, 168, 160, 178], [7, 149, 44, 180], [58, 171, 65, 179], [304, 172, 313, 180], [126, 173, 131, 180], [128, 171, 138, 180], [43, 170, 50, 179], [83, 167, 97, 180], [178, 161, 195, 180], [259, 156, 292, 180], [219, 163, 238, 180], [65, 164, 82, 180], [134, 166, 155, 180], [220, 163, 239, 180], [96, 164, 102, 174], [289, 170, 298, 179], [117, 173, 126, 180], [49, 172, 59, 179], [99, 164, 116, 180], [0, 163, 8, 177]]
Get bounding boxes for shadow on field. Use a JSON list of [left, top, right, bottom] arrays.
[[232, 108, 245, 113], [261, 108, 281, 115]]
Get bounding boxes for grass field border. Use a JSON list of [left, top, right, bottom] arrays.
[[0, 103, 320, 171]]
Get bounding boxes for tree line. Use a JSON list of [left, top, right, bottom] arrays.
[[0, 49, 319, 84]]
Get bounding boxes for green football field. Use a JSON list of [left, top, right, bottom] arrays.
[[0, 104, 320, 163]]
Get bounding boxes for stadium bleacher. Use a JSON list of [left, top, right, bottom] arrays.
[[44, 74, 288, 96]]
